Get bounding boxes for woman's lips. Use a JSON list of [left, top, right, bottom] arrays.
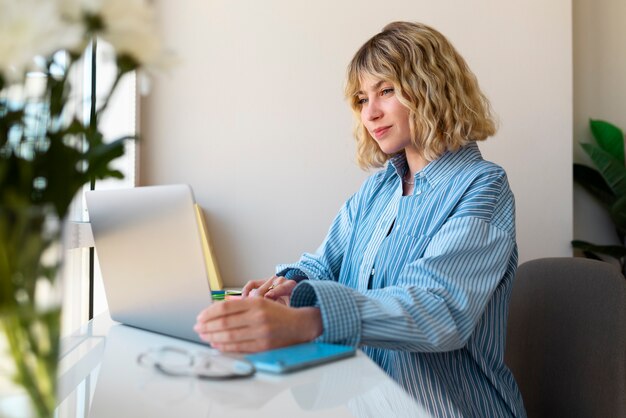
[[373, 126, 391, 139]]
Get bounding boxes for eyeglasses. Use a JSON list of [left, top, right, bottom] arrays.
[[137, 346, 255, 380]]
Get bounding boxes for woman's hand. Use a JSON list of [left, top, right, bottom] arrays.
[[194, 298, 323, 353], [242, 275, 297, 302], [241, 278, 269, 298]]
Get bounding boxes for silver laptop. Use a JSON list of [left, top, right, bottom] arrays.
[[85, 184, 212, 344]]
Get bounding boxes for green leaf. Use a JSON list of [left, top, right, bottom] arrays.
[[33, 133, 85, 217], [0, 109, 25, 149], [63, 119, 88, 136], [581, 142, 626, 197], [82, 137, 128, 180], [116, 55, 139, 74], [1, 154, 35, 201], [610, 195, 626, 235], [590, 119, 625, 165], [571, 240, 626, 259], [48, 76, 68, 118], [85, 14, 105, 32], [573, 163, 615, 206]]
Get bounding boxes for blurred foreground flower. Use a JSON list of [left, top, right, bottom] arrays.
[[0, 0, 169, 416]]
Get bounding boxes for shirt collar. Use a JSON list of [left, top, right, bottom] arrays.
[[387, 142, 483, 187], [387, 153, 407, 179]]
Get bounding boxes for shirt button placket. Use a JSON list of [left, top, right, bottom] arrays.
[[358, 195, 399, 291]]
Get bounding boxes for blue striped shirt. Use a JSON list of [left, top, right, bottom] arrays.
[[278, 142, 526, 417]]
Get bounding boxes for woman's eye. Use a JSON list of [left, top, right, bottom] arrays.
[[357, 97, 368, 105], [381, 88, 394, 95]]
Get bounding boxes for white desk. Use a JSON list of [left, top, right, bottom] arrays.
[[55, 313, 431, 418]]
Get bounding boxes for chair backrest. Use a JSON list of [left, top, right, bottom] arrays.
[[505, 257, 626, 418]]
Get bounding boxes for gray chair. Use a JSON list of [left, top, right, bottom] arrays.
[[505, 257, 626, 418]]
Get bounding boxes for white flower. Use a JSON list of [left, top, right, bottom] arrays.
[[84, 0, 167, 70], [58, 0, 176, 75], [0, 0, 82, 83]]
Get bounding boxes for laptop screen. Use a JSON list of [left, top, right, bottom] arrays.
[[86, 184, 212, 343]]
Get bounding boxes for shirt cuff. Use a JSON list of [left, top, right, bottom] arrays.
[[276, 267, 309, 283], [290, 281, 361, 346]]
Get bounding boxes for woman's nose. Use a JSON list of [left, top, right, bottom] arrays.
[[363, 100, 382, 121]]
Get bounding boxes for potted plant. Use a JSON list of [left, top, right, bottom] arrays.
[[0, 0, 167, 415], [573, 119, 626, 276]]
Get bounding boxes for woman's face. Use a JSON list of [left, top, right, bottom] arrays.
[[357, 74, 412, 155]]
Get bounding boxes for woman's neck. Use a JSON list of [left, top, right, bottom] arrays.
[[404, 146, 428, 179]]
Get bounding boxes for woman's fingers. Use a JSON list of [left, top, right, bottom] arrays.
[[241, 278, 271, 298], [265, 279, 297, 300], [250, 276, 288, 298], [197, 324, 259, 347], [196, 297, 252, 323], [194, 298, 320, 353], [253, 276, 280, 296], [209, 339, 274, 354], [241, 275, 296, 299]]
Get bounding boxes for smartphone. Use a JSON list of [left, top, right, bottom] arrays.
[[244, 342, 356, 374]]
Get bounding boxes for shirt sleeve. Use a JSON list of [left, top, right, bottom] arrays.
[[290, 215, 516, 351]]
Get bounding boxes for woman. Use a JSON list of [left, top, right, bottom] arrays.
[[195, 21, 526, 417]]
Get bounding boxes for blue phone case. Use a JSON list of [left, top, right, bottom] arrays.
[[244, 342, 356, 373]]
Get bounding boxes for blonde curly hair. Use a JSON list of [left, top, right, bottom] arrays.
[[345, 21, 497, 169]]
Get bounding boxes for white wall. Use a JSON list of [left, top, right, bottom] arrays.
[[141, 0, 573, 286], [573, 0, 626, 250]]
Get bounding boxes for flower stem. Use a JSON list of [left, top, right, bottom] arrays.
[[2, 307, 60, 417]]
